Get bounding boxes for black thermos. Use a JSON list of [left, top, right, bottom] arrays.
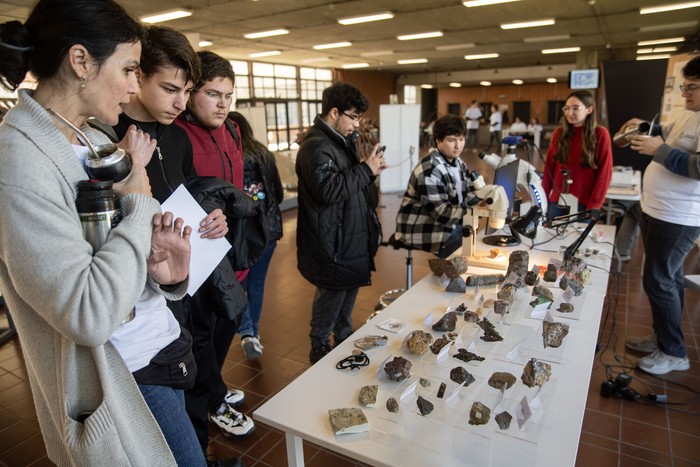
[[76, 180, 121, 252]]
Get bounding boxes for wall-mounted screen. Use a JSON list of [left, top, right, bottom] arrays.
[[569, 69, 600, 90]]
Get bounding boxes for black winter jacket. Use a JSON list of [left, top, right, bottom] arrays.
[[295, 115, 381, 290]]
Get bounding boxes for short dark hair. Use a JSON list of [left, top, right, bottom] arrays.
[[0, 0, 143, 91], [140, 26, 200, 85], [196, 51, 235, 89], [682, 55, 700, 80], [321, 83, 368, 117], [433, 114, 467, 141]]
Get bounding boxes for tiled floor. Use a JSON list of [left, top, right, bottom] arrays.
[[0, 148, 699, 466]]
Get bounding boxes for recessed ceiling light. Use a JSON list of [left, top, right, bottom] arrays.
[[640, 2, 700, 15], [244, 29, 289, 39], [523, 34, 571, 43], [313, 42, 352, 50], [512, 79, 524, 85], [198, 40, 213, 48], [338, 12, 394, 25], [300, 57, 330, 63], [464, 0, 521, 6], [637, 54, 671, 60], [637, 48, 654, 54], [480, 81, 492, 86], [421, 84, 434, 89], [465, 53, 499, 60], [542, 47, 581, 54], [501, 18, 555, 30], [140, 9, 193, 24], [342, 63, 369, 69], [360, 50, 393, 57], [637, 37, 685, 46], [546, 78, 557, 83], [436, 43, 476, 51], [640, 21, 697, 32], [397, 31, 443, 41], [398, 58, 428, 64], [450, 82, 462, 87], [249, 51, 282, 58]]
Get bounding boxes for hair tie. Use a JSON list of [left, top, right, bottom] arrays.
[[0, 41, 33, 52]]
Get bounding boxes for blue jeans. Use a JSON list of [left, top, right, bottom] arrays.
[[238, 240, 277, 338], [615, 201, 642, 256], [138, 384, 206, 466], [310, 286, 359, 348], [437, 224, 463, 259], [640, 213, 700, 358]]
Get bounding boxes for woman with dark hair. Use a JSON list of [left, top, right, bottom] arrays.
[[228, 111, 284, 360], [541, 90, 612, 218], [0, 1, 205, 465]]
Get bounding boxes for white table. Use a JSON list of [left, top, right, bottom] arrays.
[[604, 170, 641, 225], [254, 225, 615, 467]]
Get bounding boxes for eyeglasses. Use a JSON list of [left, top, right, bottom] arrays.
[[679, 84, 699, 94], [342, 111, 363, 123], [199, 90, 233, 103], [562, 105, 588, 112]]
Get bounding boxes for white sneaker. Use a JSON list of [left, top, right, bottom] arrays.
[[241, 336, 263, 360], [224, 388, 245, 408], [625, 333, 658, 353], [638, 350, 690, 375], [209, 404, 255, 439]]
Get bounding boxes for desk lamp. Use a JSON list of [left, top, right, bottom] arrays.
[[510, 206, 543, 241], [543, 209, 602, 262]]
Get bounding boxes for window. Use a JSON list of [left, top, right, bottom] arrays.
[[547, 100, 565, 124], [403, 85, 417, 104], [230, 60, 250, 102]]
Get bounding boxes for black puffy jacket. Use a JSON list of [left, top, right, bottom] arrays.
[[295, 115, 381, 290]]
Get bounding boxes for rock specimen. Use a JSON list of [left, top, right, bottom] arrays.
[[488, 372, 517, 390], [328, 408, 369, 435], [521, 358, 552, 388], [524, 270, 540, 286], [429, 256, 468, 279], [506, 250, 529, 283], [542, 321, 570, 348], [543, 264, 558, 282], [579, 267, 592, 284], [450, 366, 476, 387], [557, 303, 575, 313], [497, 284, 516, 305], [358, 385, 378, 408], [384, 356, 412, 382], [453, 348, 485, 363], [560, 276, 584, 296], [532, 285, 554, 301], [495, 411, 513, 430], [465, 274, 504, 286], [529, 295, 553, 309], [446, 276, 467, 293], [406, 330, 434, 355], [455, 303, 467, 313], [432, 311, 457, 332], [464, 310, 480, 323], [419, 378, 431, 388], [483, 298, 495, 308], [416, 396, 434, 416], [386, 397, 399, 413], [469, 402, 491, 426], [430, 335, 453, 354], [354, 335, 388, 350], [478, 317, 503, 342], [493, 300, 509, 316], [437, 382, 447, 398]]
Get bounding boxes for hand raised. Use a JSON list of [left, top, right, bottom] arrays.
[[148, 212, 192, 285], [365, 143, 389, 176]]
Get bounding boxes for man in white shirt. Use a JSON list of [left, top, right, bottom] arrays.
[[464, 100, 483, 152]]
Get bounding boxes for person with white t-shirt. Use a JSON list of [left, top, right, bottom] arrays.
[[464, 100, 483, 152], [622, 55, 700, 376], [486, 104, 502, 152]]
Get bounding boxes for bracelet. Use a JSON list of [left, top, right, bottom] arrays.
[[336, 350, 370, 371]]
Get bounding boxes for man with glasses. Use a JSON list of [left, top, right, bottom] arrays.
[[296, 82, 387, 363], [622, 55, 700, 375]]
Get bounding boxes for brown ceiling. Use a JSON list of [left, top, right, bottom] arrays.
[[1, 0, 698, 84]]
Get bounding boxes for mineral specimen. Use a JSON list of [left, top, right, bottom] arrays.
[[437, 382, 447, 398], [455, 303, 467, 313], [430, 335, 453, 354], [543, 264, 558, 282], [406, 330, 434, 355], [328, 408, 369, 435], [562, 277, 584, 296], [506, 250, 529, 280], [358, 385, 378, 408], [529, 294, 553, 309], [483, 298, 495, 308], [532, 285, 554, 301], [521, 358, 552, 388], [386, 397, 399, 413], [453, 348, 485, 363], [450, 366, 475, 387], [354, 335, 389, 350], [558, 275, 568, 290], [469, 402, 491, 426], [446, 277, 467, 293], [384, 356, 412, 382], [497, 284, 516, 305], [493, 300, 509, 316], [495, 411, 513, 430], [557, 303, 575, 313], [464, 311, 480, 323], [542, 321, 570, 348], [419, 378, 431, 388], [579, 267, 592, 283], [478, 317, 503, 342], [428, 256, 468, 279], [524, 270, 540, 286], [488, 372, 517, 390], [416, 396, 434, 416], [465, 274, 504, 286], [432, 311, 457, 332]]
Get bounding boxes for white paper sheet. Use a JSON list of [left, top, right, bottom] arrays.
[[161, 184, 232, 296]]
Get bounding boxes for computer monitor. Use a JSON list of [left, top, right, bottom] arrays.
[[483, 159, 520, 247]]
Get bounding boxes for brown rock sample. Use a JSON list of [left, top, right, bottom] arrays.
[[406, 330, 434, 355], [429, 256, 468, 279], [437, 382, 447, 398], [542, 321, 570, 348], [521, 358, 552, 388], [543, 264, 558, 282], [495, 411, 513, 429], [497, 284, 516, 305], [493, 300, 509, 316], [430, 335, 452, 354], [532, 285, 554, 301], [453, 348, 485, 363], [557, 303, 574, 313], [419, 378, 431, 388], [524, 270, 540, 286], [386, 397, 399, 413], [450, 366, 476, 387], [384, 356, 412, 382], [478, 317, 503, 342], [416, 396, 434, 416], [488, 372, 517, 390], [358, 385, 378, 408], [328, 408, 369, 435], [432, 311, 457, 332], [469, 402, 491, 426], [464, 310, 480, 323]]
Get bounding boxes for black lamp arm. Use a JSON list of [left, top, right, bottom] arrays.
[[559, 209, 602, 262], [542, 208, 601, 229]]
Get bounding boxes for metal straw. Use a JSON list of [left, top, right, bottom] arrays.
[[46, 108, 100, 159]]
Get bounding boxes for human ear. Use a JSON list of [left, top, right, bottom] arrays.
[[67, 44, 92, 80]]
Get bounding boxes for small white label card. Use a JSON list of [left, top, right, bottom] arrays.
[[515, 395, 533, 430], [506, 337, 527, 362], [561, 287, 575, 303], [530, 301, 551, 319], [423, 310, 436, 327], [377, 318, 408, 333], [544, 310, 555, 323], [437, 340, 452, 362], [446, 385, 461, 405], [503, 271, 520, 286], [438, 274, 450, 287], [400, 380, 419, 401], [549, 258, 562, 269], [531, 386, 543, 409]]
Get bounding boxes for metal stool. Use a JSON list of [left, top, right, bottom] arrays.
[[369, 235, 415, 320]]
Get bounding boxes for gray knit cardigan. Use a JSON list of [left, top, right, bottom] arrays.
[[0, 90, 180, 466]]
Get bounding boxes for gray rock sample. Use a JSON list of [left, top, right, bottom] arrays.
[[446, 276, 467, 293], [493, 300, 509, 316], [432, 311, 458, 332], [506, 250, 529, 281], [419, 378, 431, 388], [450, 366, 476, 387], [406, 330, 434, 355], [464, 310, 480, 323], [543, 321, 570, 348], [437, 382, 447, 398], [543, 264, 558, 282], [416, 396, 434, 416], [453, 348, 485, 363], [495, 411, 513, 430], [488, 372, 517, 390], [430, 335, 452, 354], [469, 402, 491, 426], [358, 385, 378, 408], [497, 284, 516, 305], [561, 276, 584, 296], [384, 356, 412, 382], [521, 358, 552, 388], [328, 408, 369, 435], [386, 397, 399, 413], [429, 256, 468, 279], [557, 303, 575, 313], [465, 274, 504, 286], [478, 317, 503, 342], [524, 270, 540, 286]]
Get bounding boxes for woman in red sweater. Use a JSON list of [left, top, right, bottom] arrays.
[[542, 90, 612, 219]]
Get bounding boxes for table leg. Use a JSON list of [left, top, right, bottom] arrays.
[[606, 199, 612, 225], [285, 432, 305, 467]]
